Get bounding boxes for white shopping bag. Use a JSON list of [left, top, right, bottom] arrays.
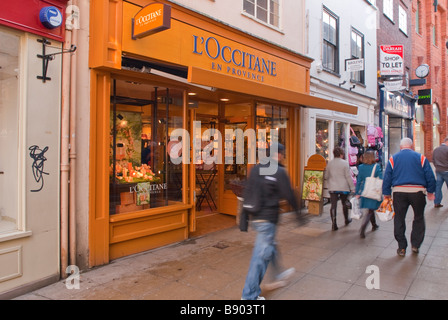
[[349, 197, 363, 220]]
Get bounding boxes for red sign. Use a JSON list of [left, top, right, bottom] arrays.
[[132, 3, 171, 39], [0, 0, 68, 41], [380, 45, 404, 76]]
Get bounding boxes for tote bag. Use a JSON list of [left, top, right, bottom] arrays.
[[360, 164, 383, 201]]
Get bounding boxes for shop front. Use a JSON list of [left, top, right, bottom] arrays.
[[380, 90, 414, 163], [89, 0, 357, 266], [0, 0, 67, 298]]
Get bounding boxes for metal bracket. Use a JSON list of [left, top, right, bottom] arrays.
[[36, 38, 77, 83]]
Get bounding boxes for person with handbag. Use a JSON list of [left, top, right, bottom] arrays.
[[324, 147, 356, 230], [355, 150, 382, 238], [382, 138, 436, 257]]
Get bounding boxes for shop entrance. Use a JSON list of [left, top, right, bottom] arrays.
[[190, 100, 253, 237]]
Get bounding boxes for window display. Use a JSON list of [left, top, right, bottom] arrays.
[[109, 79, 183, 214], [256, 104, 288, 164], [316, 120, 329, 160]]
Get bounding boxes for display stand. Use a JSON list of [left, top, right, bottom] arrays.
[[302, 154, 326, 215]]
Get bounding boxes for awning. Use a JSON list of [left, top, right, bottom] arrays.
[[188, 66, 358, 115]]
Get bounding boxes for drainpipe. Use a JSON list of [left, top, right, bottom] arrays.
[[69, 0, 79, 267], [60, 1, 73, 279]]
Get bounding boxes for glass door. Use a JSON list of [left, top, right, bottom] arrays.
[[220, 103, 252, 215]]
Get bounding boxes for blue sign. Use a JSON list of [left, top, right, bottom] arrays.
[[39, 6, 63, 29]]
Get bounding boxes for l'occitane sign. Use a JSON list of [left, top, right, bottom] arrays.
[[132, 3, 171, 39]]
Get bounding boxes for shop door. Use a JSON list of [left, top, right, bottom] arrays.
[[219, 103, 253, 215]]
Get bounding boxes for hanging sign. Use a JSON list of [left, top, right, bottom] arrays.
[[380, 45, 404, 76], [383, 79, 405, 91], [418, 89, 433, 105], [132, 3, 171, 39]]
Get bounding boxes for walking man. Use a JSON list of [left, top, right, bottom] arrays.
[[240, 143, 301, 300], [433, 136, 448, 208], [382, 138, 436, 257]]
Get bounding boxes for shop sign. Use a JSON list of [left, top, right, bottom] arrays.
[[192, 35, 278, 83], [417, 89, 432, 105], [39, 6, 63, 29], [345, 58, 364, 72], [385, 92, 412, 118], [380, 45, 404, 76], [132, 3, 171, 39], [383, 79, 405, 92]]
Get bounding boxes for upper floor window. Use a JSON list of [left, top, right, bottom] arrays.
[[322, 7, 339, 73], [415, 1, 421, 34], [350, 28, 365, 84], [383, 0, 393, 21], [399, 5, 407, 35], [243, 0, 280, 28]]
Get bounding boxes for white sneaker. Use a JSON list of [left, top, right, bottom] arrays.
[[241, 296, 266, 300], [263, 268, 296, 291], [277, 267, 295, 281]]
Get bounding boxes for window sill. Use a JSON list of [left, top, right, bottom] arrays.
[[0, 230, 32, 243]]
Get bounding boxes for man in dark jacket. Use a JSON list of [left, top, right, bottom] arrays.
[[382, 138, 436, 257], [433, 136, 448, 208], [240, 143, 303, 300]]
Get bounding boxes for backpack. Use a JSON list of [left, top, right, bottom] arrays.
[[376, 127, 383, 138], [348, 154, 358, 166]]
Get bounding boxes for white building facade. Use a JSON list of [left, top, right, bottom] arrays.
[[303, 0, 378, 163]]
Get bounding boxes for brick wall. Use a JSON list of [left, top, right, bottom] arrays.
[[412, 0, 448, 160]]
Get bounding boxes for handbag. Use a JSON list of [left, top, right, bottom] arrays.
[[376, 198, 394, 222], [360, 164, 383, 201], [349, 197, 363, 220], [349, 127, 361, 146]]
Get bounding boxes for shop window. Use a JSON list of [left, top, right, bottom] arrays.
[[322, 7, 339, 73], [243, 0, 280, 28], [334, 121, 347, 151], [256, 104, 288, 164], [0, 29, 20, 235], [109, 79, 184, 215], [316, 120, 330, 161]]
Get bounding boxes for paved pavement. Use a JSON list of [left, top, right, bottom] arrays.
[[13, 187, 448, 301]]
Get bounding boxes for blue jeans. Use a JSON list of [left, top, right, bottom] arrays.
[[435, 171, 448, 205], [241, 221, 280, 300]]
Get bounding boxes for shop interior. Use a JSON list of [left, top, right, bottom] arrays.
[[109, 74, 290, 237]]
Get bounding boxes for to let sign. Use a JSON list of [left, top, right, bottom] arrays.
[[132, 3, 171, 39], [380, 45, 404, 76]]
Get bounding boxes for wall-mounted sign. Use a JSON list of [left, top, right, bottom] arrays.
[[345, 58, 364, 72], [39, 6, 63, 29], [132, 3, 171, 39], [418, 89, 433, 105], [380, 45, 404, 76]]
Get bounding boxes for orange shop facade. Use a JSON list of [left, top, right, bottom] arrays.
[[88, 0, 357, 267]]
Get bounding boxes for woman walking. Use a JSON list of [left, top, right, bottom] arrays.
[[355, 150, 382, 238], [324, 147, 356, 231]]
